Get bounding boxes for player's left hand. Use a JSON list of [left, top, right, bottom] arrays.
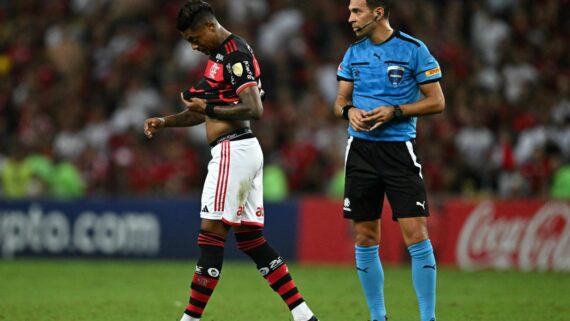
[[362, 106, 395, 131], [180, 92, 207, 113]]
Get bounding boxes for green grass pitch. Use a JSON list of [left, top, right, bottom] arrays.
[[1, 260, 569, 321]]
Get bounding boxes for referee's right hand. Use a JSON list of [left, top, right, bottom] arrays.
[[348, 107, 372, 132]]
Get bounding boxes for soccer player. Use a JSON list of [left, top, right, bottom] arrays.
[[334, 1, 445, 321], [143, 1, 318, 321]]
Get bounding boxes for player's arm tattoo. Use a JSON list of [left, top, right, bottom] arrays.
[[210, 86, 263, 120], [164, 110, 205, 127]]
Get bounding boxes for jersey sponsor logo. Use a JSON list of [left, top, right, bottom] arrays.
[[209, 62, 221, 79], [232, 62, 243, 77], [425, 66, 441, 77], [387, 65, 405, 86]]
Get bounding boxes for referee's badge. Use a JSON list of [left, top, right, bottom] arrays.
[[387, 65, 405, 86]]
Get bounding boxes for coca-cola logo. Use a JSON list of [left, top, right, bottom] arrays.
[[457, 202, 570, 271]]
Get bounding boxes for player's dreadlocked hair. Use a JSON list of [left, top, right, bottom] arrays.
[[176, 0, 215, 31], [366, 0, 392, 19]]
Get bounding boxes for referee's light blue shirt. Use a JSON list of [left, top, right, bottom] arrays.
[[337, 31, 442, 141]]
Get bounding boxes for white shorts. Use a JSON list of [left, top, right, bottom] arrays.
[[200, 137, 265, 226]]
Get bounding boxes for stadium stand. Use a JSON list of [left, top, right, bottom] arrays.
[[1, 0, 569, 199]]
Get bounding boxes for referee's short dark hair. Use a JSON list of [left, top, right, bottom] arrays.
[[176, 0, 215, 32], [366, 0, 392, 19]]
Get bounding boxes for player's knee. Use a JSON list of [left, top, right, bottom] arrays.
[[353, 220, 380, 246]]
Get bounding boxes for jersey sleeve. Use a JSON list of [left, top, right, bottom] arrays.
[[414, 44, 442, 84], [225, 51, 258, 95], [336, 48, 353, 82]]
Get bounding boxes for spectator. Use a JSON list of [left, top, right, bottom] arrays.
[[1, 0, 569, 199]]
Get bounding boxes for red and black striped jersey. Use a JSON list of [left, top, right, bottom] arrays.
[[184, 34, 262, 105]]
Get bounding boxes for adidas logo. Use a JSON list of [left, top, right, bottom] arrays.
[[202, 205, 209, 213]]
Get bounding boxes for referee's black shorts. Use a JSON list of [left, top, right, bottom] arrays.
[[343, 137, 429, 222]]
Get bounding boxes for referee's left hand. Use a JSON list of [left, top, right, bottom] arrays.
[[362, 106, 395, 131]]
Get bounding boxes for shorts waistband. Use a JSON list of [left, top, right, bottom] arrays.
[[210, 127, 254, 148]]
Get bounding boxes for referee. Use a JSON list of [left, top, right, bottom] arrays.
[[334, 1, 445, 321]]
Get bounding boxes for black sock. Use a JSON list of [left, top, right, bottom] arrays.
[[184, 230, 225, 318], [235, 229, 305, 310]]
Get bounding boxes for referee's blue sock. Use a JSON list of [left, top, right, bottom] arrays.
[[355, 245, 386, 321], [408, 239, 436, 321]]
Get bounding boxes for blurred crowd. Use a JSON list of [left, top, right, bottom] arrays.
[[1, 0, 570, 200]]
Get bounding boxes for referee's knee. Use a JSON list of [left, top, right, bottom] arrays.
[[355, 230, 379, 246]]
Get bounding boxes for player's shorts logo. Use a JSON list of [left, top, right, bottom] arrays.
[[387, 65, 405, 86], [343, 198, 352, 212]]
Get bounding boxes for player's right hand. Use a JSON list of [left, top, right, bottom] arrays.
[[144, 117, 165, 138]]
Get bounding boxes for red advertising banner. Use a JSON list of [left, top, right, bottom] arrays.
[[297, 197, 433, 264], [440, 200, 570, 271]]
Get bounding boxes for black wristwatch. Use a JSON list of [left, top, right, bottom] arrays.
[[392, 105, 403, 119], [341, 104, 355, 120]]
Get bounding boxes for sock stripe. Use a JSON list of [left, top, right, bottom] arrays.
[[189, 290, 211, 302], [284, 292, 303, 306], [237, 237, 267, 251], [200, 230, 226, 240], [197, 233, 226, 247], [281, 287, 299, 300], [191, 283, 215, 295], [184, 309, 202, 319], [266, 264, 288, 284], [270, 274, 292, 291], [189, 297, 207, 308], [276, 280, 296, 296], [288, 298, 305, 310], [186, 304, 205, 315], [185, 309, 201, 318]]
